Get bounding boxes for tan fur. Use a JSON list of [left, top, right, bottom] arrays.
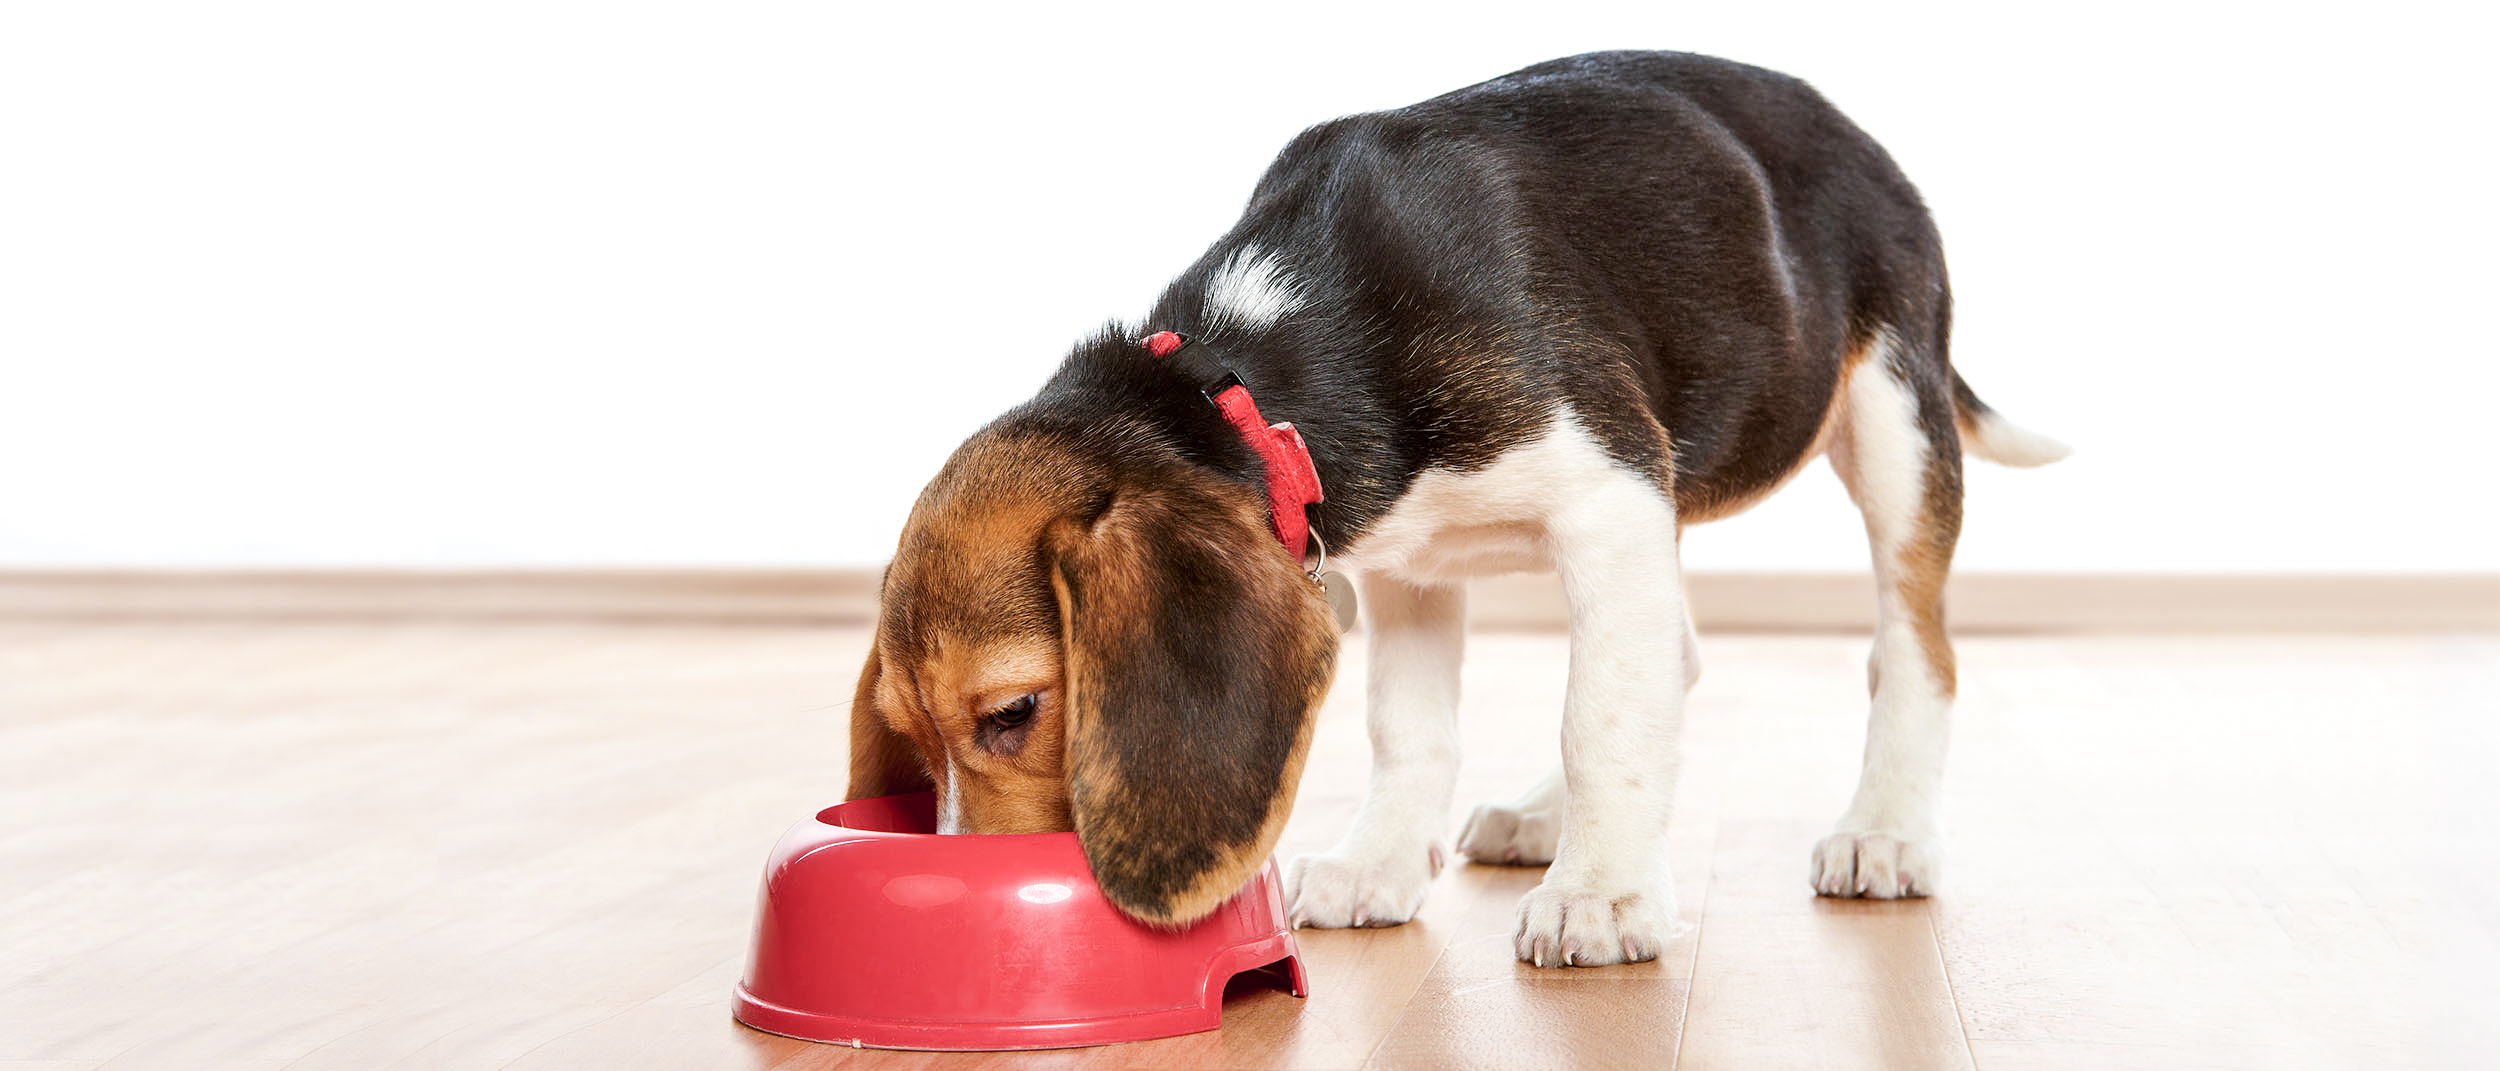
[[1894, 537, 1959, 697], [845, 434, 1090, 823], [849, 426, 1338, 926], [1047, 549, 1332, 925], [1823, 334, 1962, 699], [1155, 692, 1322, 926], [906, 633, 1072, 834], [1045, 474, 1339, 924], [844, 647, 932, 799], [1907, 387, 1963, 698]]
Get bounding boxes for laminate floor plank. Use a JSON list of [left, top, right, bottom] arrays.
[[2, 624, 2490, 1069]]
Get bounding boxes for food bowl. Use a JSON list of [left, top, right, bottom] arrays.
[[733, 793, 1306, 1050]]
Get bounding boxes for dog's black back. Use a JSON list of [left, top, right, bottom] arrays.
[[1013, 51, 1949, 541]]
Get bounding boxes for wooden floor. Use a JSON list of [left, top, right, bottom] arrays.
[[3, 621, 2493, 1069]]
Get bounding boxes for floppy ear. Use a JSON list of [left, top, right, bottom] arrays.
[[1047, 478, 1340, 926], [844, 645, 933, 800]]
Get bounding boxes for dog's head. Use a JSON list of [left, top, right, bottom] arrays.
[[846, 418, 1339, 926]]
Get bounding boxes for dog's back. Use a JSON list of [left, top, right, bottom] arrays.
[[1149, 50, 1954, 527]]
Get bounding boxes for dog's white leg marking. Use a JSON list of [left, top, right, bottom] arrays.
[[1286, 575, 1464, 928], [1513, 453, 1686, 967], [1814, 339, 1959, 898], [1460, 598, 1690, 865], [1462, 602, 1695, 869]]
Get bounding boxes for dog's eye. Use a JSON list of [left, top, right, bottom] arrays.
[[987, 694, 1037, 728], [974, 694, 1039, 756]]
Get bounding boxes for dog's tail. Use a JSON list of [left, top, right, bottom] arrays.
[[1952, 372, 2071, 468]]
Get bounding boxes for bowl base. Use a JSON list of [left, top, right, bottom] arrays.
[[734, 950, 1304, 1051]]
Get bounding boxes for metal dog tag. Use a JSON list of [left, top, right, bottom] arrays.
[[1319, 570, 1358, 632]]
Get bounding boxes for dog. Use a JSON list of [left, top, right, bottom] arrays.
[[844, 50, 2067, 967]]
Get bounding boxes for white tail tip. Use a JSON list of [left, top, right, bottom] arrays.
[[1964, 411, 2071, 467]]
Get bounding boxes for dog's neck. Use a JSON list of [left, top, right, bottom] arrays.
[[1119, 331, 1324, 561], [1006, 332, 1283, 534], [1006, 250, 1415, 554]]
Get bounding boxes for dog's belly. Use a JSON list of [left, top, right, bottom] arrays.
[[1377, 521, 1550, 584], [1336, 410, 1647, 587], [1341, 508, 1553, 587]]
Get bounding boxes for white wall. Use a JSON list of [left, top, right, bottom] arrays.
[[3, 1, 2492, 572]]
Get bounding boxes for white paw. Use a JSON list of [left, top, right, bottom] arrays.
[[1285, 843, 1445, 928], [1457, 800, 1560, 866], [1513, 881, 1672, 967], [1810, 829, 1941, 899]]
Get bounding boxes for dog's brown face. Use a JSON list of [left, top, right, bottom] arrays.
[[846, 424, 1340, 926]]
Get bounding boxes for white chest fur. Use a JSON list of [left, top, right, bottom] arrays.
[[1336, 411, 1660, 586]]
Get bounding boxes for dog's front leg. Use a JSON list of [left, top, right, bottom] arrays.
[[1462, 601, 1699, 866], [1285, 573, 1463, 928], [1515, 478, 1686, 966]]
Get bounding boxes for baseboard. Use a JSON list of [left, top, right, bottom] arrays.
[[0, 569, 877, 625], [0, 569, 2491, 633], [1470, 572, 2500, 633]]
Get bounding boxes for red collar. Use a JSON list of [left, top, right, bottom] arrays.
[[1140, 331, 1324, 561]]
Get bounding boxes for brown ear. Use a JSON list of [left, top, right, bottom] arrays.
[[1047, 478, 1340, 926], [844, 645, 933, 800]]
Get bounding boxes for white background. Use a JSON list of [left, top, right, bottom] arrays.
[[3, 2, 2492, 572]]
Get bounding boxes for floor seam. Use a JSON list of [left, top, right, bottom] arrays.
[[1667, 829, 1714, 1071], [1928, 903, 1979, 1070], [1355, 922, 1479, 1071]]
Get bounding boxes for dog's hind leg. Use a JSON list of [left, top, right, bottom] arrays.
[[1812, 328, 1963, 898], [1285, 573, 1465, 928], [1458, 763, 1565, 866]]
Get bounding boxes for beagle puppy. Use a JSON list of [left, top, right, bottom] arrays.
[[846, 50, 2067, 967]]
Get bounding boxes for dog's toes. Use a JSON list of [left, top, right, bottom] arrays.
[[1810, 829, 1940, 899], [1458, 800, 1559, 866], [1286, 846, 1440, 929], [1513, 882, 1674, 967]]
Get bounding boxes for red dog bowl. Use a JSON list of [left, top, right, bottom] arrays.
[[733, 793, 1306, 1050]]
